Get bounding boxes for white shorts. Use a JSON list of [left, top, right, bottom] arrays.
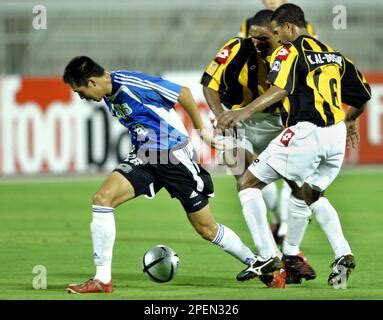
[[248, 121, 347, 191]]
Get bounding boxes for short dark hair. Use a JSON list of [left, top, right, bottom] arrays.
[[63, 56, 105, 87], [250, 9, 273, 27], [271, 3, 306, 28]]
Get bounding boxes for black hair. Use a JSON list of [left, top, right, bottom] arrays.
[[63, 56, 105, 87], [271, 3, 306, 28], [250, 9, 273, 27]]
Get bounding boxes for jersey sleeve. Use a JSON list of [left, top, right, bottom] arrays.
[[267, 44, 299, 94], [341, 57, 371, 108], [200, 38, 241, 91]]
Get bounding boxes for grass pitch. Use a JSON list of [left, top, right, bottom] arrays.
[[0, 168, 383, 300]]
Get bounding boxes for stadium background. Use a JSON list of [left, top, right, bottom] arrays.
[[0, 0, 383, 300]]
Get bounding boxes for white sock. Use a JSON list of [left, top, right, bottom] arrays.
[[91, 205, 116, 283], [278, 181, 292, 225], [262, 182, 279, 224], [238, 188, 279, 260], [310, 197, 351, 259], [211, 223, 256, 265], [283, 196, 312, 256]]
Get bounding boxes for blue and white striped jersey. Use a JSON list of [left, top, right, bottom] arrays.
[[103, 70, 189, 150]]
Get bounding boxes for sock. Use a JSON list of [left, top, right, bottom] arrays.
[[211, 223, 256, 265], [262, 182, 279, 224], [91, 205, 116, 283], [310, 197, 351, 259], [278, 181, 292, 225], [283, 196, 312, 256], [238, 188, 279, 260]]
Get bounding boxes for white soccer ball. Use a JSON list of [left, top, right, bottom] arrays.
[[142, 245, 179, 283]]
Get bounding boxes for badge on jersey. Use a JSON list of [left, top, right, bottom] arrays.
[[276, 47, 290, 61], [215, 46, 232, 64], [271, 59, 281, 72], [280, 128, 295, 146]]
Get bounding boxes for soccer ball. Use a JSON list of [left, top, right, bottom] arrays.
[[142, 245, 179, 283]]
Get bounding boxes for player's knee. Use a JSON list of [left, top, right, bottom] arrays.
[[237, 171, 264, 191], [93, 190, 113, 207], [197, 224, 217, 241]]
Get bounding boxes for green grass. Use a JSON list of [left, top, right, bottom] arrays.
[[0, 169, 383, 300]]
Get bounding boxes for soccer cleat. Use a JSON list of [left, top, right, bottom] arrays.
[[328, 254, 356, 289], [236, 256, 281, 282], [283, 252, 316, 284], [67, 278, 113, 294], [259, 268, 286, 288]]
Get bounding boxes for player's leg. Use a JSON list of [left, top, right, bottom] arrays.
[[68, 155, 157, 294], [303, 183, 352, 258], [159, 143, 263, 279], [304, 123, 354, 288], [67, 171, 136, 294], [237, 169, 279, 260], [223, 145, 277, 259], [236, 166, 285, 283], [223, 136, 282, 259], [303, 183, 354, 288], [186, 204, 256, 266], [281, 180, 316, 283], [244, 115, 285, 241], [90, 171, 136, 284], [275, 180, 292, 241]]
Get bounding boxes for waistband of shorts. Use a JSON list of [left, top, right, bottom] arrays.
[[295, 120, 345, 129]]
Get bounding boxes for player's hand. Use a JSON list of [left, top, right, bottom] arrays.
[[199, 128, 225, 150], [346, 120, 360, 149], [217, 108, 252, 130]]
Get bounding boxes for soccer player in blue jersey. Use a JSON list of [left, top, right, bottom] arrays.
[[63, 56, 259, 294]]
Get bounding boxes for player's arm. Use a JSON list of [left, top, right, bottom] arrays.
[[202, 86, 224, 117], [217, 45, 298, 129], [341, 57, 371, 148], [178, 86, 223, 150], [344, 104, 366, 149], [217, 86, 288, 128]]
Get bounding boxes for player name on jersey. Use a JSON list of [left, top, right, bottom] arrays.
[[306, 52, 343, 68]]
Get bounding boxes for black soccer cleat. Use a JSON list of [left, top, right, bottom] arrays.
[[236, 256, 281, 282], [283, 253, 316, 284], [328, 254, 356, 289]]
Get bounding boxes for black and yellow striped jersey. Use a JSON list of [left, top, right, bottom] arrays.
[[201, 37, 274, 111], [268, 35, 371, 127], [240, 17, 316, 38]]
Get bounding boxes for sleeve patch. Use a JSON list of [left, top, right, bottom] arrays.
[[215, 47, 232, 64], [271, 59, 281, 72], [276, 47, 291, 61]]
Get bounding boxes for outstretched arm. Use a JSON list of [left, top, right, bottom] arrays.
[[217, 85, 288, 129]]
